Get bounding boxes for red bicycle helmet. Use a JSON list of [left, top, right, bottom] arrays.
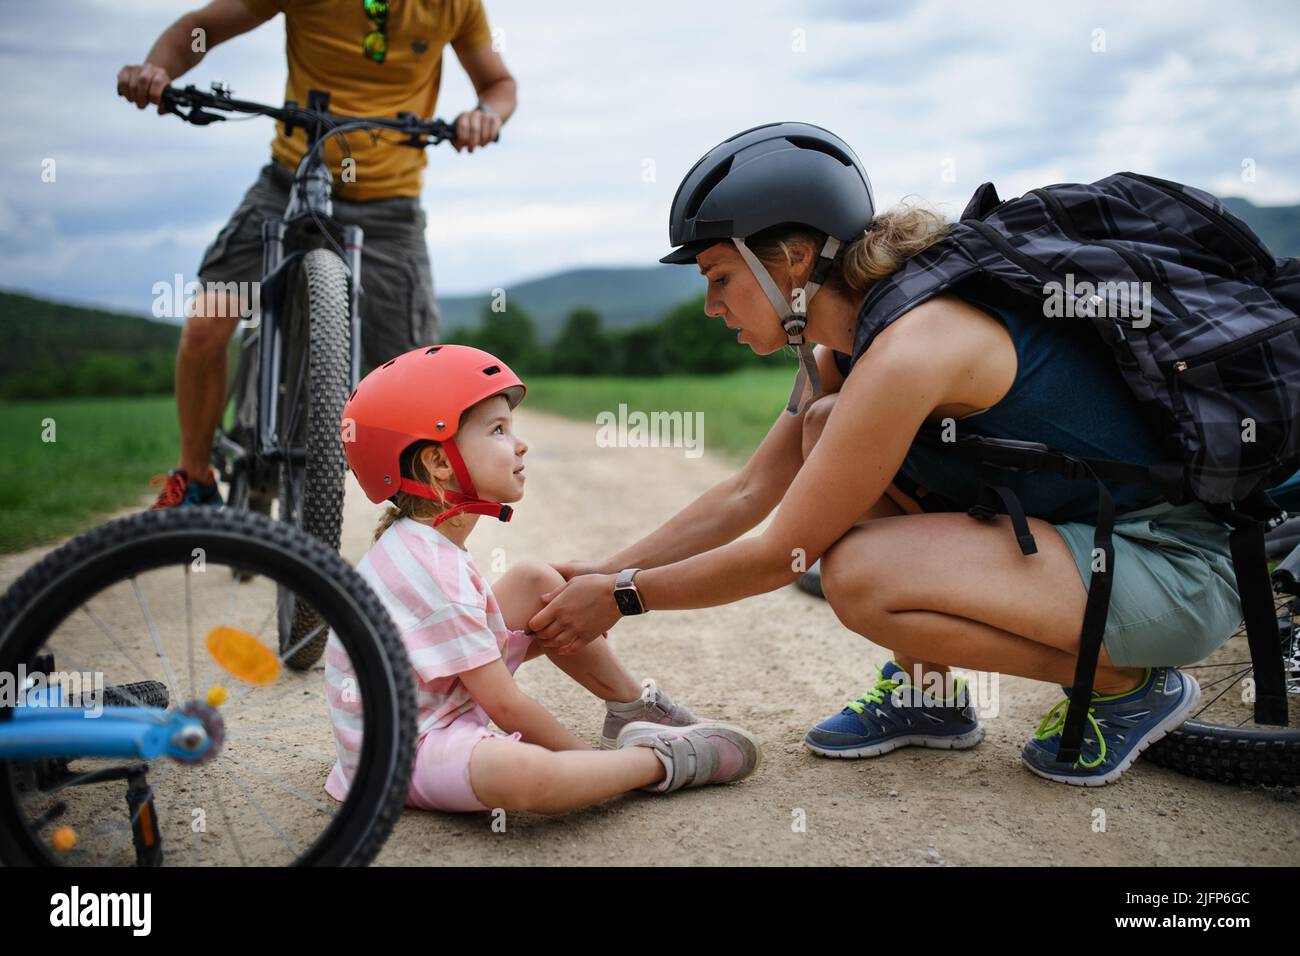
[[341, 345, 527, 527]]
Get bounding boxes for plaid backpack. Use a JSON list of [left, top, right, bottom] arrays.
[[838, 171, 1300, 763]]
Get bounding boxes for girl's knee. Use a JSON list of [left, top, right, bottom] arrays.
[[507, 559, 563, 594]]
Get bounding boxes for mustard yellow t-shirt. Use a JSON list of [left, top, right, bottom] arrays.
[[239, 0, 493, 201]]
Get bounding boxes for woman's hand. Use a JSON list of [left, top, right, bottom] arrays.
[[527, 573, 621, 655], [548, 560, 607, 581]]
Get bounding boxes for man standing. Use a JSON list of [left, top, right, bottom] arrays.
[[117, 0, 516, 508]]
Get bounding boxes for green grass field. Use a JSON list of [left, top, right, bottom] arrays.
[[0, 396, 180, 553], [0, 369, 794, 554]]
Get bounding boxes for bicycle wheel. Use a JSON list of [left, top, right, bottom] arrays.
[[1144, 584, 1300, 787], [277, 248, 352, 670], [0, 508, 415, 866]]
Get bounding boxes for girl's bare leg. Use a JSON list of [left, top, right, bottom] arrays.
[[469, 736, 664, 813], [492, 560, 642, 703]]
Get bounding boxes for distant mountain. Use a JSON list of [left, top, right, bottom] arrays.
[[1222, 196, 1300, 259], [437, 265, 704, 342], [0, 290, 179, 384]]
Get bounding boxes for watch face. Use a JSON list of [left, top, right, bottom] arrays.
[[614, 587, 642, 615]]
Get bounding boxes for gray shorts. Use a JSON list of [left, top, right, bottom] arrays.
[[197, 161, 440, 374], [1051, 499, 1243, 668]]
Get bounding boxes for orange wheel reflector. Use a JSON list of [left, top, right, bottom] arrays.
[[51, 826, 77, 851], [139, 802, 156, 845], [205, 626, 281, 686]]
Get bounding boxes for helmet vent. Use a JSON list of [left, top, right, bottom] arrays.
[[785, 135, 851, 166], [482, 365, 501, 376], [684, 156, 733, 220], [381, 358, 396, 369], [348, 388, 357, 402], [425, 346, 442, 354]]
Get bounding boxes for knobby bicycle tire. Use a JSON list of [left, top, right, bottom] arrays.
[[0, 507, 416, 866], [277, 248, 352, 670]]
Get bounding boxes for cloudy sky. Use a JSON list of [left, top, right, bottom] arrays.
[[1, 0, 1297, 315]]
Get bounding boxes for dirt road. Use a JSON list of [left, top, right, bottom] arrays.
[[3, 405, 1297, 865]]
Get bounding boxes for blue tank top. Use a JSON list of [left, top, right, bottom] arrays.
[[851, 277, 1171, 522]]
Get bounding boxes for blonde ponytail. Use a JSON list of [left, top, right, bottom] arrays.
[[746, 196, 951, 298]]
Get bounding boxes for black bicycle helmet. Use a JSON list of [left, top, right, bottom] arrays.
[[660, 122, 875, 264], [659, 122, 876, 415]]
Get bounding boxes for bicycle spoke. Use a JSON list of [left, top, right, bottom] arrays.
[[222, 752, 331, 813], [223, 620, 328, 713], [210, 773, 249, 867], [224, 762, 301, 859], [80, 602, 155, 685], [224, 730, 337, 765], [131, 578, 182, 705], [1179, 660, 1250, 669], [1191, 665, 1254, 720], [54, 648, 169, 720], [224, 714, 329, 732], [186, 563, 196, 703]]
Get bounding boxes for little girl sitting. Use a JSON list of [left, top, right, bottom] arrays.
[[323, 344, 761, 812]]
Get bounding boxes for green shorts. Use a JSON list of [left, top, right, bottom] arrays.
[[1051, 499, 1243, 668]]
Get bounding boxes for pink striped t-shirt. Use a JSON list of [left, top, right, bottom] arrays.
[[323, 515, 515, 801]]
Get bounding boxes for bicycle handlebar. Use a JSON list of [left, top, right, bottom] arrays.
[[158, 83, 497, 148]]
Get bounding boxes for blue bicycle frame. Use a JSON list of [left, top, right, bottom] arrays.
[[0, 687, 211, 763]]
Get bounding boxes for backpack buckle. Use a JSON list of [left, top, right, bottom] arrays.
[[967, 503, 998, 521]]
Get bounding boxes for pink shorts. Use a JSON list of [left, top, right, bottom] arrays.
[[405, 627, 534, 813]]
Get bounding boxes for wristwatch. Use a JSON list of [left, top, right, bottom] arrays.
[[614, 568, 648, 615]]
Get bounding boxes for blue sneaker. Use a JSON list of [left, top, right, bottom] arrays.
[[1021, 666, 1200, 786], [803, 661, 986, 758], [149, 467, 224, 510]]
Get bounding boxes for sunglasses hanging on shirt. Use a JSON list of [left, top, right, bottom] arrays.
[[362, 0, 390, 63]]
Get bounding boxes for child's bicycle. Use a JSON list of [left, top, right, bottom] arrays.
[[0, 507, 416, 866]]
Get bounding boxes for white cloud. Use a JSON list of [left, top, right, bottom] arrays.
[[1, 0, 1296, 307]]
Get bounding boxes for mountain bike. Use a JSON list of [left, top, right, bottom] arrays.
[[0, 507, 416, 866], [158, 82, 491, 670]]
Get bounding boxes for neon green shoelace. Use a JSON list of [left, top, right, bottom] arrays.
[[845, 668, 968, 715], [1033, 698, 1106, 769], [845, 674, 903, 714]]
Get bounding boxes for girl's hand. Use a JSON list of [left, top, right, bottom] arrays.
[[527, 574, 621, 655], [548, 560, 607, 581]]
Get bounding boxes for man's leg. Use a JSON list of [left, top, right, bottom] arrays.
[[168, 165, 288, 486], [175, 288, 240, 480]]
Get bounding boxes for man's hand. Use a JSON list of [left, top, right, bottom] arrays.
[[117, 63, 172, 111], [451, 107, 502, 153], [527, 573, 621, 655]]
